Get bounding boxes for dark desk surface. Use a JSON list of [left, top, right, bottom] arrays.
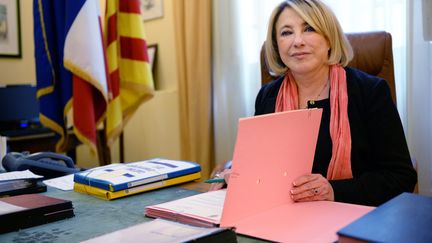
[[0, 182, 263, 243]]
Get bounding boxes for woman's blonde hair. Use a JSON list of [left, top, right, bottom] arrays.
[[265, 0, 353, 75]]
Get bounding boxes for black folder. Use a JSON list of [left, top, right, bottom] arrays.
[[0, 194, 74, 233], [0, 179, 47, 197], [338, 192, 432, 243]]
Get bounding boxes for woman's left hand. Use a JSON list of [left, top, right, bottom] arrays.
[[290, 174, 334, 202]]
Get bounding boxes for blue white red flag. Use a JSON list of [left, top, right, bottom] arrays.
[[34, 0, 108, 153]]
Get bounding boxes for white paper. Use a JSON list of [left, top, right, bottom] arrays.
[[0, 170, 43, 181], [81, 218, 224, 243], [146, 189, 226, 224], [43, 174, 75, 191]]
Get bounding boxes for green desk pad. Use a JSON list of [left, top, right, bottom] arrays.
[[0, 185, 264, 243]]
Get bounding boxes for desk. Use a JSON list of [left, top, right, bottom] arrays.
[[0, 182, 262, 243]]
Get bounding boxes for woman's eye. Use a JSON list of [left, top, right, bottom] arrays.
[[304, 25, 315, 32], [280, 30, 292, 36]]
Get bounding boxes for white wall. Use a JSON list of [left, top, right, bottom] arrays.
[[407, 0, 432, 195]]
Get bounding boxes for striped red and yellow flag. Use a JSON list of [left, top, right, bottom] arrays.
[[105, 0, 155, 146]]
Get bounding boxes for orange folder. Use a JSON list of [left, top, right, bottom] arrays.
[[220, 109, 373, 243]]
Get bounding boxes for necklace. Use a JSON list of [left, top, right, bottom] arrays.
[[306, 80, 329, 107]]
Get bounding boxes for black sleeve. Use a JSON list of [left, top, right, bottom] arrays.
[[254, 77, 282, 116], [254, 86, 267, 116], [330, 79, 417, 206]]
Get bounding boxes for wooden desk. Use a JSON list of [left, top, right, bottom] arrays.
[[0, 182, 262, 242]]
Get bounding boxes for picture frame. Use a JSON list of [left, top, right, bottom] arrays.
[[141, 0, 164, 22], [0, 0, 21, 58], [147, 44, 157, 75]]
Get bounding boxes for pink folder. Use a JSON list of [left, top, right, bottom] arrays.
[[220, 109, 373, 243]]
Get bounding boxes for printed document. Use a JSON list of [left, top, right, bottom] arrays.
[[81, 218, 226, 243]]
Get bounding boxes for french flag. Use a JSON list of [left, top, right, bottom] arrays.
[[64, 0, 108, 153], [34, 0, 108, 153]]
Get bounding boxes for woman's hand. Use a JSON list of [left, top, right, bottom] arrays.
[[208, 169, 231, 191], [290, 174, 334, 202]]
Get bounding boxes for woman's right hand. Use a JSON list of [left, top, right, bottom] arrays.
[[208, 169, 231, 191]]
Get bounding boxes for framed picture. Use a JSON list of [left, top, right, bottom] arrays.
[[141, 0, 164, 22], [147, 44, 157, 75], [0, 0, 21, 58]]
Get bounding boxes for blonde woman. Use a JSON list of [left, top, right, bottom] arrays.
[[211, 0, 416, 207]]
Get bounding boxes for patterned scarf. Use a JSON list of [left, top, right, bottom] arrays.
[[275, 64, 353, 180]]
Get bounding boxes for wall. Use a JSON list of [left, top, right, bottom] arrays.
[[0, 0, 182, 168], [0, 0, 34, 85]]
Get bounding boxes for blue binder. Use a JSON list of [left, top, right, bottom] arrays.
[[338, 192, 432, 243]]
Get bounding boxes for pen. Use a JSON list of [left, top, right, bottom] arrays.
[[204, 178, 226, 183]]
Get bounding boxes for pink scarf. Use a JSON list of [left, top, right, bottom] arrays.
[[275, 65, 353, 180]]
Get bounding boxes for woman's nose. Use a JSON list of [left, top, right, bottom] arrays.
[[293, 33, 305, 46]]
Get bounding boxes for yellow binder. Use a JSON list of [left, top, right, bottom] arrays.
[[74, 172, 201, 200]]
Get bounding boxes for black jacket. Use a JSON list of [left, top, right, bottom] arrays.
[[254, 67, 417, 206]]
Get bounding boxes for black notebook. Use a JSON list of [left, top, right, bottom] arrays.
[[0, 179, 47, 197], [337, 192, 432, 243], [0, 194, 74, 233]]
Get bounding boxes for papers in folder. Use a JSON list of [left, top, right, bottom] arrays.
[[145, 189, 226, 227], [73, 158, 201, 199], [145, 109, 374, 242], [74, 158, 201, 191], [219, 109, 374, 242]]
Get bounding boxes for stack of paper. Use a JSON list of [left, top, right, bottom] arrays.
[[73, 158, 201, 200], [145, 189, 226, 227]]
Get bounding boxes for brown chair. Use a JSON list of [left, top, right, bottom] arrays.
[[260, 31, 396, 103]]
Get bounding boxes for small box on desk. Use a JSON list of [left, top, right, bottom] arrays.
[[0, 194, 74, 233], [337, 192, 432, 243]]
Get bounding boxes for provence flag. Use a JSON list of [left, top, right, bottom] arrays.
[[105, 0, 154, 146], [34, 0, 108, 153]]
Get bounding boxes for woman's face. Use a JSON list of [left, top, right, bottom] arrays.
[[275, 7, 330, 76]]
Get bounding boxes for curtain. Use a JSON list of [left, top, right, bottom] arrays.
[[406, 0, 432, 195], [173, 0, 213, 178], [212, 0, 408, 166], [324, 0, 408, 129], [212, 0, 274, 165]]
